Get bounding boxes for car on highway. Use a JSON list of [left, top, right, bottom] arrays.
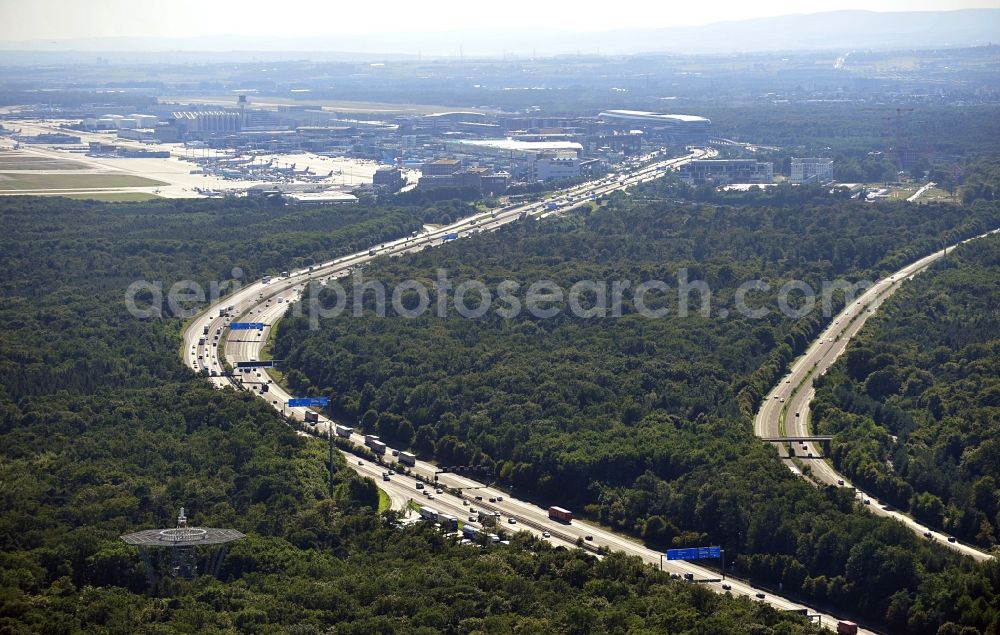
[[721, 584, 732, 591], [584, 535, 593, 541], [496, 496, 503, 501], [468, 515, 476, 522], [755, 592, 766, 600], [863, 499, 871, 505], [948, 536, 957, 543], [357, 460, 363, 466], [542, 531, 550, 538], [435, 488, 443, 494], [507, 517, 516, 524]]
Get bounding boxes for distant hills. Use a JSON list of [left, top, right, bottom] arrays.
[[0, 9, 997, 60]]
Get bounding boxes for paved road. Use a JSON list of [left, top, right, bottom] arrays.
[[755, 229, 999, 563], [907, 181, 936, 203], [183, 148, 879, 633]]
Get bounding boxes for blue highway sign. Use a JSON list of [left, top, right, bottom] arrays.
[[236, 360, 280, 369], [230, 322, 265, 330], [288, 397, 330, 408], [666, 546, 721, 561]]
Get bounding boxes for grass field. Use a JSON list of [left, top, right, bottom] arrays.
[[887, 185, 919, 200], [0, 154, 90, 170], [378, 489, 391, 513], [916, 187, 958, 204], [0, 172, 165, 191]]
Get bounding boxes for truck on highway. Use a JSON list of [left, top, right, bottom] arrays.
[[548, 506, 573, 523], [304, 410, 319, 424], [398, 451, 416, 466], [439, 514, 459, 531], [462, 525, 478, 539], [364, 434, 380, 448], [261, 275, 271, 284], [368, 248, 377, 256], [334, 424, 353, 438], [836, 621, 858, 635], [370, 440, 387, 455], [198, 338, 206, 346], [419, 506, 438, 522], [203, 325, 210, 335]]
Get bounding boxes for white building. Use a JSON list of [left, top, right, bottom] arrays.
[[446, 138, 583, 180], [534, 153, 580, 181], [791, 158, 834, 184]]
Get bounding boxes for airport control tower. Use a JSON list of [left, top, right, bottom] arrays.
[[121, 507, 245, 584]]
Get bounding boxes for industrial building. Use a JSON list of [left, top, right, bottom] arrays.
[[790, 158, 834, 184], [373, 166, 406, 192], [598, 110, 712, 145], [417, 158, 509, 195], [679, 159, 774, 186]]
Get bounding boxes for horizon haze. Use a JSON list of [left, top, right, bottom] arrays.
[[0, 4, 998, 58]]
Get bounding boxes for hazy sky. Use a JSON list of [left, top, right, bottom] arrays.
[[1, 0, 999, 41]]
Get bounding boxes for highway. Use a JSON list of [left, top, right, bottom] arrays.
[[755, 229, 1000, 563], [182, 146, 878, 633]]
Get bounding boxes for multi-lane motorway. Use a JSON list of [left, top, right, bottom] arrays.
[[755, 229, 999, 563], [183, 147, 885, 633]]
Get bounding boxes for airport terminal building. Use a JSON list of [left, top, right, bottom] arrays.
[[598, 110, 712, 145]]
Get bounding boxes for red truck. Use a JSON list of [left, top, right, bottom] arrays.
[[837, 621, 858, 635], [548, 506, 573, 523]]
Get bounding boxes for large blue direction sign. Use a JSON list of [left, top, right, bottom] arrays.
[[443, 232, 459, 241], [288, 397, 329, 408], [667, 546, 721, 561], [236, 360, 280, 369], [230, 322, 265, 331]]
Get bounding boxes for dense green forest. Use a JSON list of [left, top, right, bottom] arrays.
[[275, 193, 1000, 632], [813, 236, 1000, 548], [0, 195, 830, 633]]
